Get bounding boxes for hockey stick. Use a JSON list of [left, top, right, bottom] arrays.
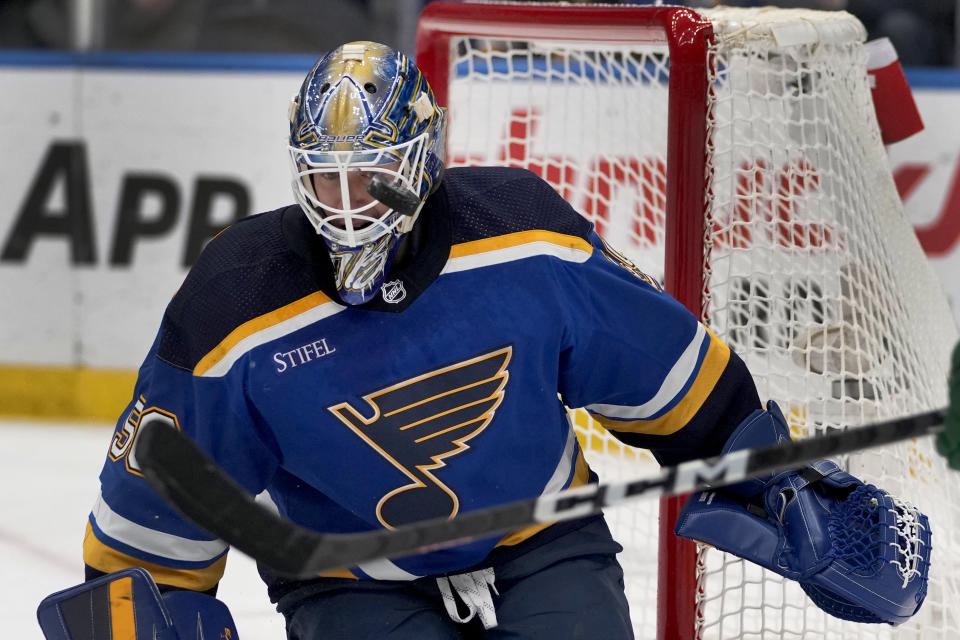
[[136, 407, 945, 579]]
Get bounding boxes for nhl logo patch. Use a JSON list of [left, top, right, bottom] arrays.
[[382, 279, 406, 304]]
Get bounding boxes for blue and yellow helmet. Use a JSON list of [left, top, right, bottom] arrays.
[[288, 42, 446, 304]]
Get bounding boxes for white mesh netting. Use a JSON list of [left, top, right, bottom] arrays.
[[434, 4, 959, 638]]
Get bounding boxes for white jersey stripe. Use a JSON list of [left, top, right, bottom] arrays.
[[543, 418, 577, 495], [358, 558, 420, 581], [92, 492, 227, 563], [201, 300, 345, 378], [255, 489, 419, 581], [441, 241, 591, 275], [585, 323, 708, 420]]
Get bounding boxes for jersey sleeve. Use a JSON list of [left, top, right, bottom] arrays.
[[83, 212, 305, 590], [556, 232, 761, 465], [84, 314, 282, 592]]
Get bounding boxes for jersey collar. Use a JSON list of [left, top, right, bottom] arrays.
[[283, 190, 452, 313]]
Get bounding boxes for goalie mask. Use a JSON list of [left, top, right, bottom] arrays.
[[289, 41, 446, 305]]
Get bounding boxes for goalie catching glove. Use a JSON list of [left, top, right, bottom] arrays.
[[675, 401, 931, 625]]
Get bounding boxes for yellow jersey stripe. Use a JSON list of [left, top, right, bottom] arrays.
[[592, 328, 731, 436], [443, 230, 593, 274], [318, 568, 360, 580], [84, 522, 227, 592], [195, 291, 343, 377]]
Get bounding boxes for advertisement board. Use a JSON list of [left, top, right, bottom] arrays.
[[1, 54, 957, 418]]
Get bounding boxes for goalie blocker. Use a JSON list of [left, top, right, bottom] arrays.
[[675, 401, 931, 625]]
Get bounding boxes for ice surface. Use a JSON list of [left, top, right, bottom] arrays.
[[0, 419, 286, 638]]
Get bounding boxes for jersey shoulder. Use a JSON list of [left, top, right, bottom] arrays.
[[439, 166, 592, 243], [158, 205, 323, 370]]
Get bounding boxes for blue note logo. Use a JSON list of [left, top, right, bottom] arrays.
[[328, 346, 512, 528]]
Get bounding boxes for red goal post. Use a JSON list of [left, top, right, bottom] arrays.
[[415, 3, 959, 639], [416, 4, 710, 639]]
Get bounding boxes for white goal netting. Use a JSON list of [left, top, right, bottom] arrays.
[[421, 3, 959, 638]]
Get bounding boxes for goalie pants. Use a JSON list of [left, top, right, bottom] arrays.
[[275, 515, 634, 639]]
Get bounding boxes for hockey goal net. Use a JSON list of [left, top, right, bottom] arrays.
[[416, 3, 959, 639]]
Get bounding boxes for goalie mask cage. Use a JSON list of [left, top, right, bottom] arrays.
[[416, 2, 959, 639]]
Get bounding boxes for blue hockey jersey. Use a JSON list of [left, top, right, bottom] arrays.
[[84, 166, 759, 593]]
